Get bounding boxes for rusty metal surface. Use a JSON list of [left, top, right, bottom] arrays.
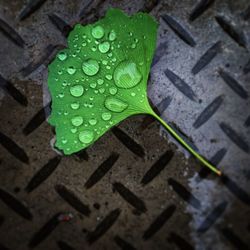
[[0, 0, 250, 250]]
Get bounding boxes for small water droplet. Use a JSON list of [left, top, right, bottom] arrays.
[[71, 116, 83, 127], [71, 128, 77, 133], [62, 138, 67, 144], [131, 43, 136, 49], [113, 60, 142, 89], [90, 82, 97, 88], [89, 118, 97, 125], [82, 42, 87, 47], [131, 92, 136, 96], [70, 85, 84, 97], [91, 46, 97, 52], [79, 130, 94, 143], [67, 66, 76, 75], [82, 59, 100, 76], [129, 32, 133, 36], [98, 41, 110, 53], [91, 25, 104, 39], [109, 87, 117, 95], [104, 96, 128, 113], [57, 51, 67, 61], [97, 79, 104, 85], [102, 60, 108, 65], [58, 93, 64, 98], [101, 112, 112, 121], [98, 88, 105, 94], [108, 30, 116, 41], [105, 74, 112, 80], [70, 102, 80, 109]]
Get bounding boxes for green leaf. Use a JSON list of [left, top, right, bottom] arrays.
[[48, 8, 221, 175]]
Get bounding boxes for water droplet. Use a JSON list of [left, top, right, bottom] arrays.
[[58, 70, 63, 75], [113, 60, 142, 89], [71, 102, 79, 109], [90, 82, 97, 88], [82, 42, 87, 47], [108, 30, 116, 41], [98, 88, 105, 94], [71, 116, 83, 127], [102, 60, 108, 65], [97, 79, 104, 85], [67, 66, 76, 75], [57, 51, 67, 61], [101, 112, 112, 121], [131, 92, 136, 96], [98, 41, 110, 53], [108, 52, 113, 57], [91, 25, 104, 39], [109, 87, 117, 95], [89, 118, 97, 125], [70, 85, 84, 97], [104, 96, 128, 113], [58, 93, 64, 98], [82, 59, 100, 76], [105, 74, 112, 80], [91, 46, 97, 52], [131, 43, 136, 49], [79, 130, 94, 143], [62, 138, 67, 144], [71, 128, 77, 133], [129, 32, 133, 36]]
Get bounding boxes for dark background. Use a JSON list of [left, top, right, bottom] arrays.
[[0, 0, 250, 249]]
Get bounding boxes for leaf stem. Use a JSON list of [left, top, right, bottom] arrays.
[[151, 112, 221, 176]]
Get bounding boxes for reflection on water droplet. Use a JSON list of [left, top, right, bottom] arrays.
[[67, 66, 76, 75], [79, 130, 94, 143], [71, 116, 83, 127], [131, 43, 136, 49], [104, 96, 128, 113], [98, 41, 110, 53], [82, 42, 87, 47], [108, 30, 116, 41], [91, 46, 97, 52], [131, 92, 136, 96], [71, 102, 79, 109], [70, 85, 84, 97], [113, 60, 142, 89], [89, 118, 97, 125], [58, 93, 64, 98], [57, 51, 67, 61], [109, 87, 117, 95], [101, 112, 112, 121], [91, 25, 104, 39], [82, 59, 100, 76]]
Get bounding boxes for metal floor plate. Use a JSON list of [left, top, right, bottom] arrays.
[[0, 0, 250, 249]]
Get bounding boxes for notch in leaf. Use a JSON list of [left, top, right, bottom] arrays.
[[47, 9, 221, 176]]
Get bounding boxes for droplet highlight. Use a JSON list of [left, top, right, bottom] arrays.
[[104, 96, 128, 113], [82, 59, 100, 76]]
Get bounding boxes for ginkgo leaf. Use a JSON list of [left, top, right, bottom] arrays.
[[48, 8, 221, 175]]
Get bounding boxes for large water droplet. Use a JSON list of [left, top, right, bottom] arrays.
[[101, 112, 112, 121], [82, 59, 100, 76], [70, 85, 84, 97], [108, 30, 116, 41], [98, 41, 110, 53], [91, 25, 104, 39], [79, 130, 94, 143], [89, 118, 97, 125], [113, 60, 142, 89], [67, 66, 76, 75], [104, 96, 128, 113], [71, 116, 83, 127], [57, 51, 67, 61]]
